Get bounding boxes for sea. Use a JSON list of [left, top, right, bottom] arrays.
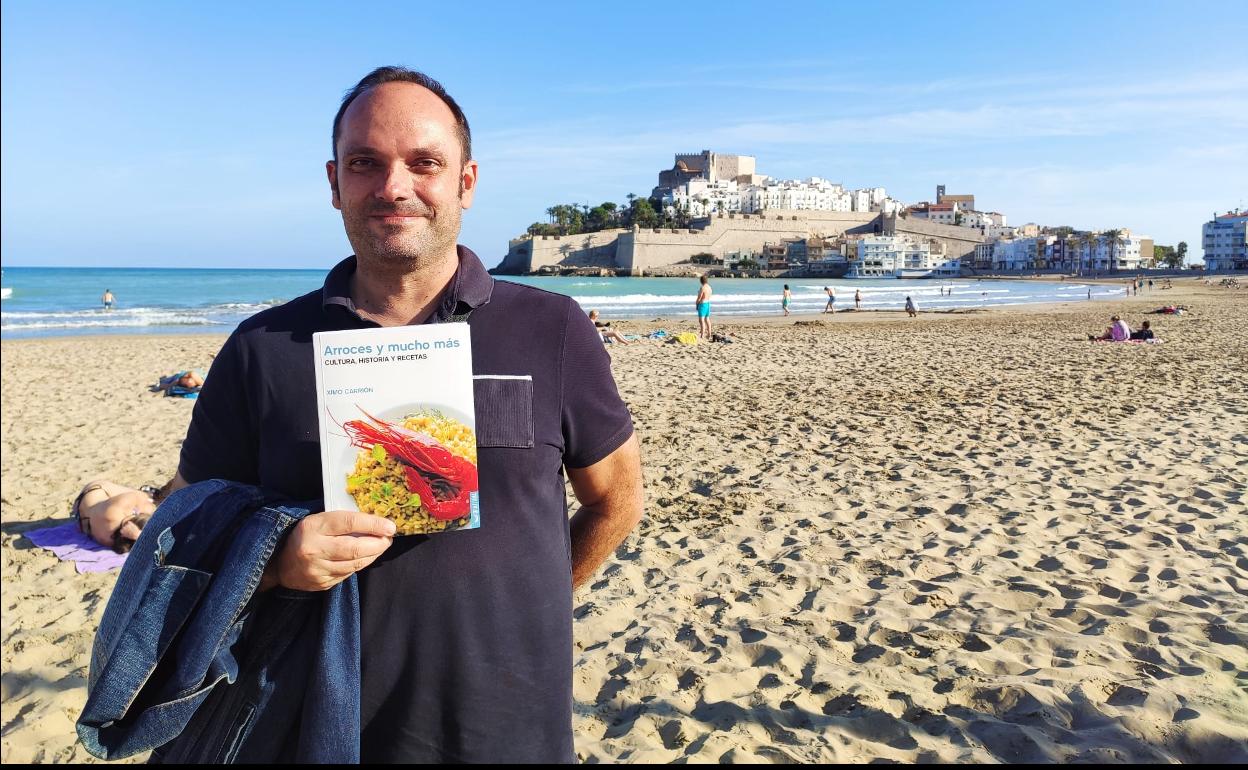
[[0, 267, 1120, 340]]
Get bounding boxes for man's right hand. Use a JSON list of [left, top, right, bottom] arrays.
[[261, 510, 396, 592]]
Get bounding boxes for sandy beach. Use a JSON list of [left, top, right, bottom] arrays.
[[2, 279, 1245, 763]]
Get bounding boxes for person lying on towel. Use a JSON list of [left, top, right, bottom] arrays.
[[153, 370, 205, 397], [72, 481, 156, 553]]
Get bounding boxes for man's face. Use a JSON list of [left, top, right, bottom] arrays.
[[327, 82, 478, 271]]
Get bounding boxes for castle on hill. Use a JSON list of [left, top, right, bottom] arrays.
[[495, 151, 1154, 277]]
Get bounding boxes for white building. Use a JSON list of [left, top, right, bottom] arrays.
[[849, 236, 960, 278], [1202, 211, 1248, 271], [973, 242, 995, 270], [879, 197, 906, 215], [665, 163, 900, 219], [669, 178, 743, 216], [960, 210, 1002, 229], [777, 178, 846, 211], [849, 188, 872, 213], [1090, 233, 1145, 271], [984, 232, 1149, 272], [735, 178, 890, 214], [926, 202, 960, 226], [992, 238, 1038, 271]]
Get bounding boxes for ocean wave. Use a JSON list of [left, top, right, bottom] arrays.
[[217, 301, 284, 311], [576, 292, 843, 305], [580, 288, 1016, 307], [796, 284, 1011, 294], [572, 290, 1086, 317], [0, 303, 256, 330], [1, 316, 229, 330]]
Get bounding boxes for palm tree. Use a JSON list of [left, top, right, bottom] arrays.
[[1102, 228, 1122, 272], [1077, 232, 1097, 276]]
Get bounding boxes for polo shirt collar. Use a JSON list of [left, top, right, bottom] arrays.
[[321, 245, 494, 323]]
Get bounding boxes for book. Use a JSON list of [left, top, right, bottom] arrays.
[[313, 323, 480, 535]]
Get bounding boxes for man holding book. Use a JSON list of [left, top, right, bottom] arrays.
[[153, 67, 644, 763]]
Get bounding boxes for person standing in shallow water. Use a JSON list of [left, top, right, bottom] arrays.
[[696, 275, 712, 339], [781, 284, 792, 316], [855, 288, 862, 310], [101, 289, 115, 310]]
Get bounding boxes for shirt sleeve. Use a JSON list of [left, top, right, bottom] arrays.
[[560, 300, 634, 469], [178, 330, 261, 484]]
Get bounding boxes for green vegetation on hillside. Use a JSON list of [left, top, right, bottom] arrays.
[[525, 194, 698, 236]]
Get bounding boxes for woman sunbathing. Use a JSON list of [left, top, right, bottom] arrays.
[[588, 310, 634, 345], [73, 480, 157, 553], [174, 371, 204, 389], [152, 370, 205, 397]]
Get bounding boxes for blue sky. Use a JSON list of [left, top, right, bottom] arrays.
[[2, 0, 1245, 269]]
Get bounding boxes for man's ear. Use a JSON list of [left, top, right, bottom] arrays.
[[459, 160, 479, 209], [327, 160, 341, 210]]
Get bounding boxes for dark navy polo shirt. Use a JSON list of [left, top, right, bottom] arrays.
[[178, 246, 634, 763]]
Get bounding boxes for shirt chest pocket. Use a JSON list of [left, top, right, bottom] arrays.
[[473, 375, 534, 448]]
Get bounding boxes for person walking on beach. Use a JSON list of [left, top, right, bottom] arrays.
[[696, 275, 712, 339], [101, 289, 115, 310], [854, 288, 862, 310], [905, 295, 917, 317], [117, 67, 643, 764], [782, 284, 792, 316], [823, 285, 836, 314]]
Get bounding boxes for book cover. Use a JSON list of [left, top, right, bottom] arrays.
[[313, 323, 480, 535]]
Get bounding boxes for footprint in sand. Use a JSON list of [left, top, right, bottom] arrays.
[[851, 644, 887, 663], [739, 627, 768, 643], [1105, 684, 1148, 707]]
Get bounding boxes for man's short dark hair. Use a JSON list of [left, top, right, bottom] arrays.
[[332, 66, 472, 165]]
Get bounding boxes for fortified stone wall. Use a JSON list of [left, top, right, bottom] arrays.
[[500, 229, 628, 273], [621, 211, 878, 272], [498, 211, 881, 274], [885, 215, 987, 260]]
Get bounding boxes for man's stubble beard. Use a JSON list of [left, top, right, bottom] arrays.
[[342, 192, 464, 273]]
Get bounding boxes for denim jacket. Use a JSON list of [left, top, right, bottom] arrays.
[[76, 480, 360, 763]]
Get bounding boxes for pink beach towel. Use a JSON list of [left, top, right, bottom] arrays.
[[23, 522, 128, 573]]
